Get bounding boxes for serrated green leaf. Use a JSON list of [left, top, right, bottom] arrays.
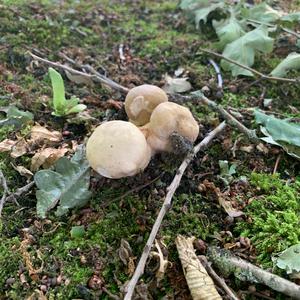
[[221, 25, 274, 76], [49, 67, 66, 115], [275, 244, 300, 274], [34, 146, 91, 218], [255, 110, 300, 159], [270, 52, 300, 77], [213, 15, 246, 48], [0, 106, 33, 128], [241, 3, 282, 24]]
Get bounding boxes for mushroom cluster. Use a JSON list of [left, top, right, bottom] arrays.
[[86, 84, 199, 179]]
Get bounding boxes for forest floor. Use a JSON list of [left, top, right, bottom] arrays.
[[0, 0, 300, 299]]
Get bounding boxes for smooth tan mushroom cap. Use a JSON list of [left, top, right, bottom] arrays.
[[125, 84, 168, 126], [147, 102, 199, 152], [86, 121, 151, 179]]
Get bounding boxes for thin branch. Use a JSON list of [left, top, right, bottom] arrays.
[[0, 170, 10, 217], [208, 247, 300, 300], [123, 122, 227, 300], [198, 255, 239, 300], [6, 181, 34, 203], [27, 52, 129, 94], [199, 48, 300, 84]]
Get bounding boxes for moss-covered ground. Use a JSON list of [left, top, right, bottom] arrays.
[[0, 0, 300, 299]]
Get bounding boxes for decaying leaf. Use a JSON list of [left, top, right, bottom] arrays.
[[34, 145, 91, 218], [163, 74, 192, 94], [11, 164, 33, 178], [0, 138, 28, 158], [30, 124, 62, 144], [118, 239, 135, 276], [175, 235, 222, 300], [31, 147, 69, 172]]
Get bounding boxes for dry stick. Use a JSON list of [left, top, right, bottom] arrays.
[[199, 48, 300, 84], [123, 122, 227, 300], [198, 255, 239, 300], [6, 181, 34, 203], [208, 247, 300, 300], [0, 170, 10, 217], [27, 52, 129, 94]]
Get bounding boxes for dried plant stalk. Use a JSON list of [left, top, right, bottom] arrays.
[[175, 235, 222, 300]]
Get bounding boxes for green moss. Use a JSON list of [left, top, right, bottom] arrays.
[[0, 237, 21, 292], [235, 173, 300, 267]]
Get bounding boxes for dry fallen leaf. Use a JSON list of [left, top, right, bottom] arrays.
[[0, 138, 29, 158], [31, 124, 62, 144], [31, 147, 69, 172], [11, 164, 33, 178], [163, 74, 192, 94]]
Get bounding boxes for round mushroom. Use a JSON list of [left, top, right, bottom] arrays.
[[146, 102, 199, 153], [86, 120, 151, 179], [125, 84, 168, 126]]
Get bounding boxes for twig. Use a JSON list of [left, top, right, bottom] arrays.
[[208, 247, 300, 300], [6, 181, 34, 203], [198, 255, 239, 300], [170, 93, 259, 143], [27, 52, 129, 94], [273, 154, 281, 174], [0, 170, 10, 217], [199, 48, 300, 84], [123, 122, 227, 300], [208, 58, 223, 91], [246, 18, 300, 39]]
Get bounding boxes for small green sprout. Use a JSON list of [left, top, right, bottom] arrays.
[[49, 67, 86, 117]]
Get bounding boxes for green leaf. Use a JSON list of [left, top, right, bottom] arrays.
[[221, 25, 274, 76], [49, 67, 67, 115], [70, 225, 85, 239], [35, 146, 91, 218], [213, 15, 245, 49], [281, 12, 300, 23], [270, 52, 300, 77], [66, 104, 87, 115], [275, 244, 300, 274], [0, 106, 33, 128], [180, 0, 208, 10], [241, 3, 282, 24], [195, 2, 224, 28], [254, 110, 300, 159]]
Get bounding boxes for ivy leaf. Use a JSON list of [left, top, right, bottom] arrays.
[[35, 145, 91, 218], [0, 106, 33, 128], [274, 244, 300, 274], [254, 110, 300, 159], [270, 52, 300, 77], [195, 3, 224, 28], [281, 12, 300, 23], [221, 25, 274, 76], [241, 3, 282, 24], [213, 15, 246, 49]]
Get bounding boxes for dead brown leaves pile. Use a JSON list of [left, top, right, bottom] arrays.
[[0, 124, 76, 173]]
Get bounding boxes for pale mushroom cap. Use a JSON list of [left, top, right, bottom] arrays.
[[86, 121, 151, 179], [147, 102, 199, 152], [125, 84, 168, 126]]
